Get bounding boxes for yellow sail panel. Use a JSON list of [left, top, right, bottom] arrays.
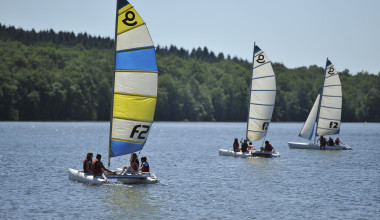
[[117, 7, 144, 34], [113, 94, 156, 121]]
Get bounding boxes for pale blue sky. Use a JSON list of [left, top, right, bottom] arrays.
[[1, 0, 379, 74]]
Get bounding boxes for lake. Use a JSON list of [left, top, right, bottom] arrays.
[[0, 122, 379, 219]]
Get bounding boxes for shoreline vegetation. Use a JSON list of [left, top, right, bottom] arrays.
[[1, 23, 379, 122]]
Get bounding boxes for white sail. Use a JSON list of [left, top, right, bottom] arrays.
[[316, 59, 342, 136], [299, 93, 320, 140], [246, 45, 276, 141]]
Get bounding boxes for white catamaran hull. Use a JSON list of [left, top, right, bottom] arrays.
[[106, 171, 159, 184], [288, 142, 352, 150], [68, 168, 108, 185], [218, 149, 280, 158]]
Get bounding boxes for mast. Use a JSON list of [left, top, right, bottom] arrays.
[[313, 57, 328, 144], [246, 42, 256, 141], [108, 0, 119, 168]]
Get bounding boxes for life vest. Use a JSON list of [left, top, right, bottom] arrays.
[[249, 145, 256, 150], [233, 142, 239, 152], [264, 144, 273, 152], [90, 159, 103, 175], [141, 162, 150, 172], [241, 143, 249, 152], [83, 158, 92, 173], [130, 158, 140, 171]]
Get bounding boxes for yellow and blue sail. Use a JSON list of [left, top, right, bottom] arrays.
[[110, 0, 158, 157]]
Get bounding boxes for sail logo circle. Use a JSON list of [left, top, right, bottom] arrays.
[[328, 67, 335, 75], [256, 54, 265, 64], [122, 11, 137, 26]]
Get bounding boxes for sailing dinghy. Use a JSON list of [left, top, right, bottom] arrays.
[[69, 0, 159, 184], [218, 44, 280, 158], [288, 59, 352, 150]]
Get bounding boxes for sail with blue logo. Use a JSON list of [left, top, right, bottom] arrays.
[[109, 0, 158, 158], [246, 45, 276, 141]]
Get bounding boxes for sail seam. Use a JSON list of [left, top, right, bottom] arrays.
[[248, 130, 266, 133], [112, 138, 145, 144], [323, 84, 341, 88], [250, 103, 274, 106], [116, 70, 159, 73], [248, 117, 271, 120], [116, 45, 155, 54], [325, 74, 338, 79], [319, 117, 341, 121], [118, 4, 133, 15], [320, 105, 341, 110], [113, 116, 153, 123], [317, 127, 340, 131], [251, 89, 276, 92], [254, 51, 264, 57], [117, 23, 146, 35], [322, 95, 341, 98], [114, 92, 157, 98], [253, 61, 271, 69], [252, 75, 275, 80]]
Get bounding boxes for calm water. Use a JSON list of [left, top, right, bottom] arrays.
[[0, 122, 379, 219]]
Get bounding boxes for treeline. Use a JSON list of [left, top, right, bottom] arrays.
[[0, 24, 379, 122]]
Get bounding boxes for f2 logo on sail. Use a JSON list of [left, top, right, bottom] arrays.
[[130, 125, 150, 139], [122, 11, 137, 26], [262, 122, 269, 130], [329, 121, 338, 129]]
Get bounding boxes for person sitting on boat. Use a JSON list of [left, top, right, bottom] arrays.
[[83, 152, 93, 174], [263, 140, 274, 152], [140, 156, 150, 173], [335, 137, 340, 146], [233, 138, 240, 152], [318, 136, 327, 150], [90, 154, 115, 176], [121, 152, 140, 174], [328, 137, 334, 146], [249, 142, 256, 151], [240, 139, 249, 153]]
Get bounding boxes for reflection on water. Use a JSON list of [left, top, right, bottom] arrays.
[[103, 184, 162, 218]]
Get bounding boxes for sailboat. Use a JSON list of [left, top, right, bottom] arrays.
[[218, 44, 280, 158], [69, 0, 159, 184], [288, 58, 352, 150]]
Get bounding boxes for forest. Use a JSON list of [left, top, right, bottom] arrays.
[[1, 23, 379, 122]]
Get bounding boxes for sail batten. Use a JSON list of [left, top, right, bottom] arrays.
[[246, 45, 276, 142], [110, 0, 158, 158]]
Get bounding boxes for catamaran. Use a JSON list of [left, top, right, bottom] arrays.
[[288, 59, 352, 150], [219, 44, 280, 158], [69, 0, 159, 184]]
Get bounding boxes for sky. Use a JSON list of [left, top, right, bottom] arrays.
[[0, 0, 379, 74]]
